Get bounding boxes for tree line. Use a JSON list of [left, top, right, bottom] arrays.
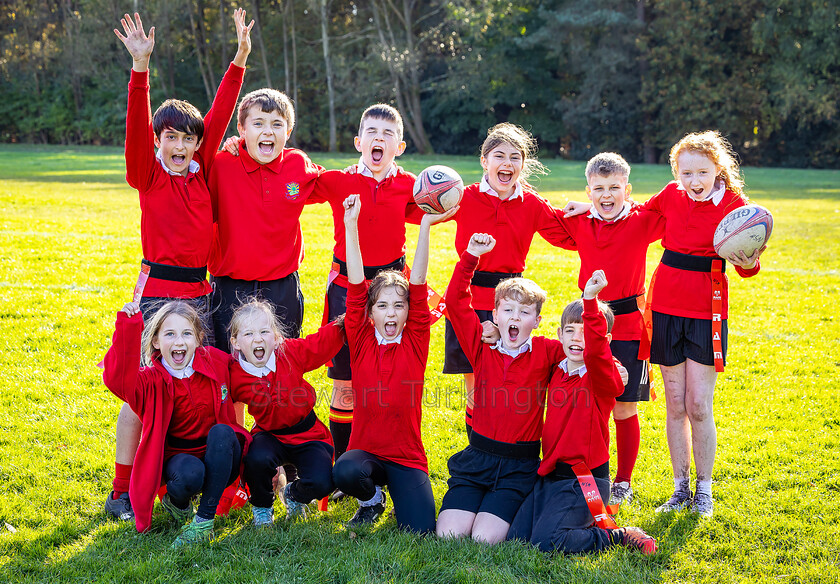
[[2, 0, 838, 168]]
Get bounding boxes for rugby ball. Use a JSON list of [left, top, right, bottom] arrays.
[[713, 204, 773, 259], [413, 165, 464, 214]]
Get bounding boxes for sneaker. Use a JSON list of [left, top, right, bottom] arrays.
[[346, 492, 387, 527], [160, 493, 195, 525], [282, 483, 309, 521], [690, 492, 714, 518], [655, 489, 693, 513], [252, 505, 274, 527], [171, 517, 214, 549], [104, 491, 134, 521], [615, 527, 658, 555], [609, 481, 634, 507]]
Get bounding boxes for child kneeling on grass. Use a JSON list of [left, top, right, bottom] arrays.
[[507, 271, 657, 555], [331, 194, 456, 533], [102, 301, 251, 547], [228, 299, 345, 526]]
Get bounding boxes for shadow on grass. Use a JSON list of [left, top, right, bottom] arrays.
[[3, 501, 704, 584]]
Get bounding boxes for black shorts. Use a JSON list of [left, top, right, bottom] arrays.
[[325, 281, 351, 381], [210, 272, 304, 353], [650, 311, 728, 367], [609, 340, 650, 402], [442, 309, 494, 374], [439, 437, 540, 524]]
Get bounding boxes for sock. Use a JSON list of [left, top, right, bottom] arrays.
[[695, 480, 712, 497], [112, 463, 132, 497], [359, 486, 383, 507], [614, 415, 640, 484], [675, 477, 691, 495], [329, 407, 353, 460]]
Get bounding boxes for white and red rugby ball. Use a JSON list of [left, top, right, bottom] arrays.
[[713, 204, 773, 259], [413, 165, 464, 214]]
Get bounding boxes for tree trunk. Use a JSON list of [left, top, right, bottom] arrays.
[[317, 0, 337, 151], [251, 0, 273, 87], [637, 0, 656, 164], [220, 0, 228, 71], [188, 0, 214, 104], [281, 0, 290, 95]]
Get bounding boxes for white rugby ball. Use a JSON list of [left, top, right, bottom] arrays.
[[413, 165, 464, 214], [713, 204, 773, 259]]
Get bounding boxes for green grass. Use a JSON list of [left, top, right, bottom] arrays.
[[1, 143, 839, 583]]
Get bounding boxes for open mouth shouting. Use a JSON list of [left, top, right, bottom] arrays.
[[370, 145, 384, 164], [497, 170, 513, 185], [566, 343, 583, 358], [508, 324, 520, 343], [170, 348, 188, 365], [258, 140, 275, 157], [252, 346, 266, 362], [171, 154, 186, 166], [384, 320, 398, 337]]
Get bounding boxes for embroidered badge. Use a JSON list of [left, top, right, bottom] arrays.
[[220, 384, 229, 401], [286, 182, 301, 200]]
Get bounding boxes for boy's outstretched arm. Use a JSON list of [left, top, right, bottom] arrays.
[[343, 195, 364, 285], [410, 206, 459, 285], [114, 13, 155, 73], [231, 8, 254, 68]]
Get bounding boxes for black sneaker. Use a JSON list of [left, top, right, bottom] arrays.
[[104, 491, 134, 521], [346, 493, 387, 527]]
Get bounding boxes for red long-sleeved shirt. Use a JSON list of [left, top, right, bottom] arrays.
[[208, 145, 323, 280], [229, 321, 344, 446], [556, 206, 664, 340], [642, 182, 760, 319], [539, 298, 625, 476], [313, 169, 424, 271], [125, 64, 244, 298], [445, 252, 567, 443], [451, 183, 575, 310], [345, 281, 430, 473], [102, 312, 250, 532]]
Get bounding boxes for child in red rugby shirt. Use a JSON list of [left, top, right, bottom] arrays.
[[105, 10, 252, 522], [641, 131, 764, 518], [331, 194, 456, 533], [554, 153, 665, 508], [228, 299, 345, 527], [312, 104, 425, 465], [443, 123, 573, 429], [507, 271, 657, 555], [102, 300, 251, 547], [437, 233, 567, 545], [209, 89, 324, 352]]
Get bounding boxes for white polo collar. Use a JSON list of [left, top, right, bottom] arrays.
[[480, 174, 524, 201], [588, 201, 633, 222], [162, 355, 195, 379], [358, 156, 398, 180], [492, 337, 533, 357], [677, 178, 726, 206], [374, 328, 403, 345], [238, 351, 277, 378], [558, 358, 586, 377], [156, 149, 200, 176]]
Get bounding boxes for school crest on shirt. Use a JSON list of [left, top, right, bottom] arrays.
[[220, 384, 229, 402], [286, 182, 301, 200]]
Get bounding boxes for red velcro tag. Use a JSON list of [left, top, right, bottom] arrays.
[[572, 462, 618, 530], [132, 263, 151, 303], [426, 285, 447, 324], [711, 260, 725, 373]]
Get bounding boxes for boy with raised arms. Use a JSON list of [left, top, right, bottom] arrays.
[[507, 271, 657, 555], [436, 233, 567, 545], [105, 9, 252, 521]]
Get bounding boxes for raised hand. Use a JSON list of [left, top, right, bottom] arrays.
[[583, 269, 608, 300], [121, 302, 141, 317], [232, 8, 255, 67], [466, 233, 496, 257], [343, 194, 361, 223], [421, 204, 459, 228], [114, 13, 155, 72]]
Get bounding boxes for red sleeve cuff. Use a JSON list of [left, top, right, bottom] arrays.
[[225, 62, 246, 82], [129, 69, 149, 87], [460, 251, 480, 271], [583, 297, 599, 314]]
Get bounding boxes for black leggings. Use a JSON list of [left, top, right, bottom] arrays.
[[243, 432, 334, 507], [163, 424, 242, 520], [332, 449, 436, 534]]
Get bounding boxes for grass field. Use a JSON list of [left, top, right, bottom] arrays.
[[1, 143, 839, 583]]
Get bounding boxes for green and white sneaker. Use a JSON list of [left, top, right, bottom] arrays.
[[172, 517, 214, 548], [160, 493, 195, 525], [655, 489, 693, 513]]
